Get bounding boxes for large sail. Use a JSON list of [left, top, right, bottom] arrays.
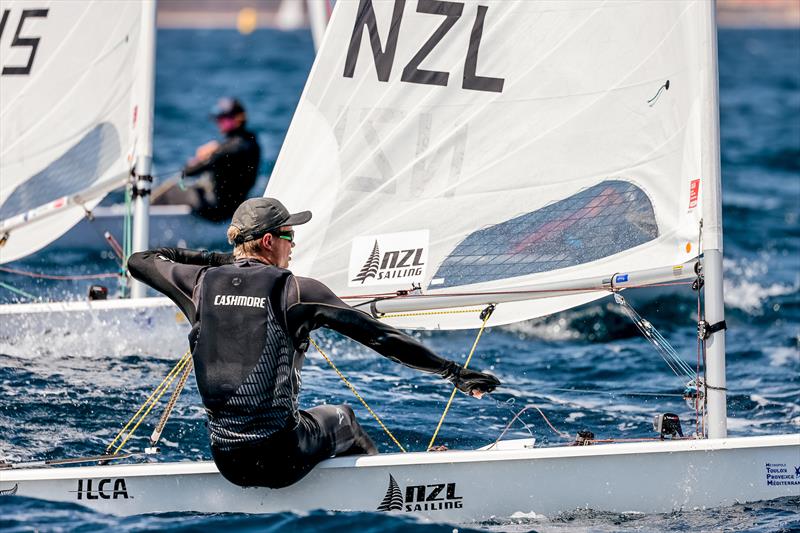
[[0, 0, 156, 263], [267, 0, 715, 329]]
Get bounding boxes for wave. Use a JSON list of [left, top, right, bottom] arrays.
[[723, 257, 798, 315], [0, 502, 477, 533]]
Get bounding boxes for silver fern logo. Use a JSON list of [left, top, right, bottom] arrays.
[[352, 241, 381, 284], [0, 483, 18, 496], [377, 474, 403, 511], [376, 474, 464, 512], [348, 231, 429, 287]]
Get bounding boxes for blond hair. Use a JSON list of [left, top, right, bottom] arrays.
[[227, 225, 264, 259]]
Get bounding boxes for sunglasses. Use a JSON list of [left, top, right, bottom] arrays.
[[270, 229, 295, 243]]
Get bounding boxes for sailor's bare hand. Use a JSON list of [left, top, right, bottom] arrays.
[[470, 389, 486, 399], [195, 140, 220, 161]]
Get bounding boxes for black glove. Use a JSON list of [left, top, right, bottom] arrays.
[[441, 362, 500, 396]]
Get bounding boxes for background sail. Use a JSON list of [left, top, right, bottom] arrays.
[[0, 0, 153, 263], [267, 0, 713, 329]]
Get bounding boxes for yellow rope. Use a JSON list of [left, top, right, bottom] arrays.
[[106, 350, 191, 455], [150, 358, 194, 445], [108, 302, 494, 456], [309, 337, 406, 453], [378, 308, 484, 319], [112, 355, 191, 454], [427, 306, 494, 450]]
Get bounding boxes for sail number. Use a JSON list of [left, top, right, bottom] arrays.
[[0, 8, 48, 76], [344, 0, 504, 93]]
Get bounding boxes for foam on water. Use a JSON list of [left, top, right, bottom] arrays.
[[0, 307, 190, 358], [723, 257, 798, 314]]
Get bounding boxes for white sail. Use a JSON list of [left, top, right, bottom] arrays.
[[267, 0, 714, 329], [0, 0, 156, 264]]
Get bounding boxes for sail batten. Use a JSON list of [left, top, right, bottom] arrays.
[[267, 0, 712, 329]]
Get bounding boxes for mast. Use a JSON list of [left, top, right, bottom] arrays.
[[130, 0, 157, 299], [702, 0, 727, 438], [307, 0, 330, 51]]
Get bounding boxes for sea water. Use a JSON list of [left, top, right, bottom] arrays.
[[0, 28, 798, 532]]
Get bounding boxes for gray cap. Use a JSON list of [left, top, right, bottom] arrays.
[[229, 198, 311, 244]]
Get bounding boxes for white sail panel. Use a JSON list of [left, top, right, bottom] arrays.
[[0, 0, 153, 263], [267, 0, 714, 328]]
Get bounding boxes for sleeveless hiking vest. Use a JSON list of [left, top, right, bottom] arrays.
[[192, 261, 301, 451]]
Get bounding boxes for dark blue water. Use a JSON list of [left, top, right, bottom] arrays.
[[1, 28, 799, 532]]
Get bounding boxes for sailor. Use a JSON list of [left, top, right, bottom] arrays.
[[127, 198, 500, 488], [151, 97, 261, 222]]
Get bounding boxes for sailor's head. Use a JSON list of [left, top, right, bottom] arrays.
[[212, 97, 246, 134], [227, 198, 312, 268]]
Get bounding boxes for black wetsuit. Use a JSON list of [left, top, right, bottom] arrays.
[[153, 127, 260, 222], [127, 248, 462, 488]]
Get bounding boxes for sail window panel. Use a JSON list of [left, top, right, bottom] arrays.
[[430, 180, 658, 289], [0, 123, 121, 220]]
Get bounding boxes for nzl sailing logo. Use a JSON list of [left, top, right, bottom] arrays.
[[72, 478, 130, 500], [377, 474, 463, 512], [348, 230, 429, 287]]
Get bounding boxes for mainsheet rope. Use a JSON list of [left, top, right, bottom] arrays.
[[105, 304, 496, 457], [149, 357, 194, 447], [311, 305, 497, 453], [97, 292, 702, 461], [310, 337, 407, 453], [427, 304, 495, 450], [106, 350, 192, 455], [108, 286, 696, 456]]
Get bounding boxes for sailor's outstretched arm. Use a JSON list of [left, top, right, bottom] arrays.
[[128, 248, 233, 322], [285, 276, 500, 396], [184, 137, 246, 176]]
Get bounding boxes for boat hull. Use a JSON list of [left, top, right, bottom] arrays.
[[2, 435, 798, 520]]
